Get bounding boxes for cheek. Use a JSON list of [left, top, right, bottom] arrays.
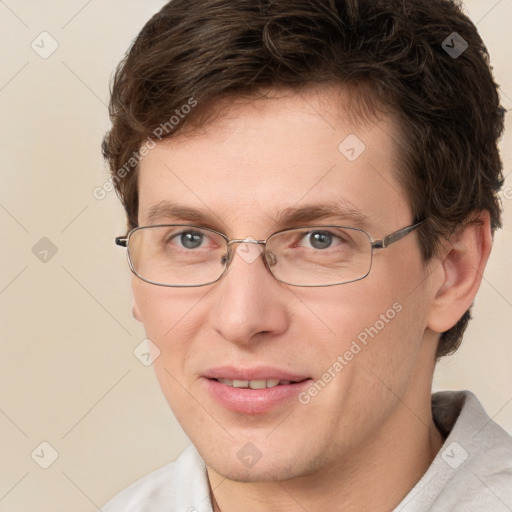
[[306, 281, 399, 345], [133, 283, 208, 407], [133, 280, 206, 337], [132, 282, 211, 385], [305, 292, 426, 417], [316, 260, 429, 369]]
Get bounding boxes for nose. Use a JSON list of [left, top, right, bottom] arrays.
[[209, 241, 290, 346]]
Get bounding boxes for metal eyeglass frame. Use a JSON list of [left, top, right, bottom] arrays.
[[115, 220, 426, 287]]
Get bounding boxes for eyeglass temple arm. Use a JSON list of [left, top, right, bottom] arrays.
[[371, 220, 426, 250], [115, 236, 128, 247]]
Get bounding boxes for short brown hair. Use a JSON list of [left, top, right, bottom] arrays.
[[102, 0, 505, 359]]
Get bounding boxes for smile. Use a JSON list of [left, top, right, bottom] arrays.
[[216, 378, 293, 388], [204, 369, 312, 414]]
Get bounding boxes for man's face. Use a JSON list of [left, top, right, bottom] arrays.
[[134, 87, 439, 481]]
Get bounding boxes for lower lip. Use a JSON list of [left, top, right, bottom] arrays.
[[203, 378, 312, 415]]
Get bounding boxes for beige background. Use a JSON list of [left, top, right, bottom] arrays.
[[0, 1, 510, 510]]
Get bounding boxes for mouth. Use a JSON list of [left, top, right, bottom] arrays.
[[202, 367, 312, 414], [215, 378, 301, 389]]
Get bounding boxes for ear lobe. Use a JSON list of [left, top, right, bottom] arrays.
[[427, 211, 492, 334]]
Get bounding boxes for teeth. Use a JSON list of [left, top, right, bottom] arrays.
[[217, 378, 290, 388], [249, 380, 267, 389]]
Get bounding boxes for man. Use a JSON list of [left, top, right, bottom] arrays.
[[101, 0, 512, 510]]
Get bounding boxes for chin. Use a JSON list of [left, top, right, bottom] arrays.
[[206, 455, 303, 483], [199, 436, 328, 485]]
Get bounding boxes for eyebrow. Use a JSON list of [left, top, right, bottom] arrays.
[[144, 200, 372, 232], [275, 202, 371, 229], [146, 201, 220, 227]]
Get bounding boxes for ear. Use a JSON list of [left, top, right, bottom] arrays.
[[426, 211, 493, 334], [132, 302, 142, 322]]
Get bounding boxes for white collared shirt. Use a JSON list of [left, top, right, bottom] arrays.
[[103, 391, 512, 511]]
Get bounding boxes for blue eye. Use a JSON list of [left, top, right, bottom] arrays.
[[306, 231, 333, 249], [178, 231, 204, 249]]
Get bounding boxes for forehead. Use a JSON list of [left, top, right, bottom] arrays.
[[137, 87, 411, 235]]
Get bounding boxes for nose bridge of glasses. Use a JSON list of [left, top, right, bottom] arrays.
[[225, 238, 279, 267], [227, 238, 266, 246]]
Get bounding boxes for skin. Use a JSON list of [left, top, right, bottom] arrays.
[[132, 86, 492, 511]]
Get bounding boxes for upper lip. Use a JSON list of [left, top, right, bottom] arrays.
[[203, 366, 310, 382]]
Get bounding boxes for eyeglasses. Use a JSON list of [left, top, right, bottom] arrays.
[[115, 221, 425, 287]]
